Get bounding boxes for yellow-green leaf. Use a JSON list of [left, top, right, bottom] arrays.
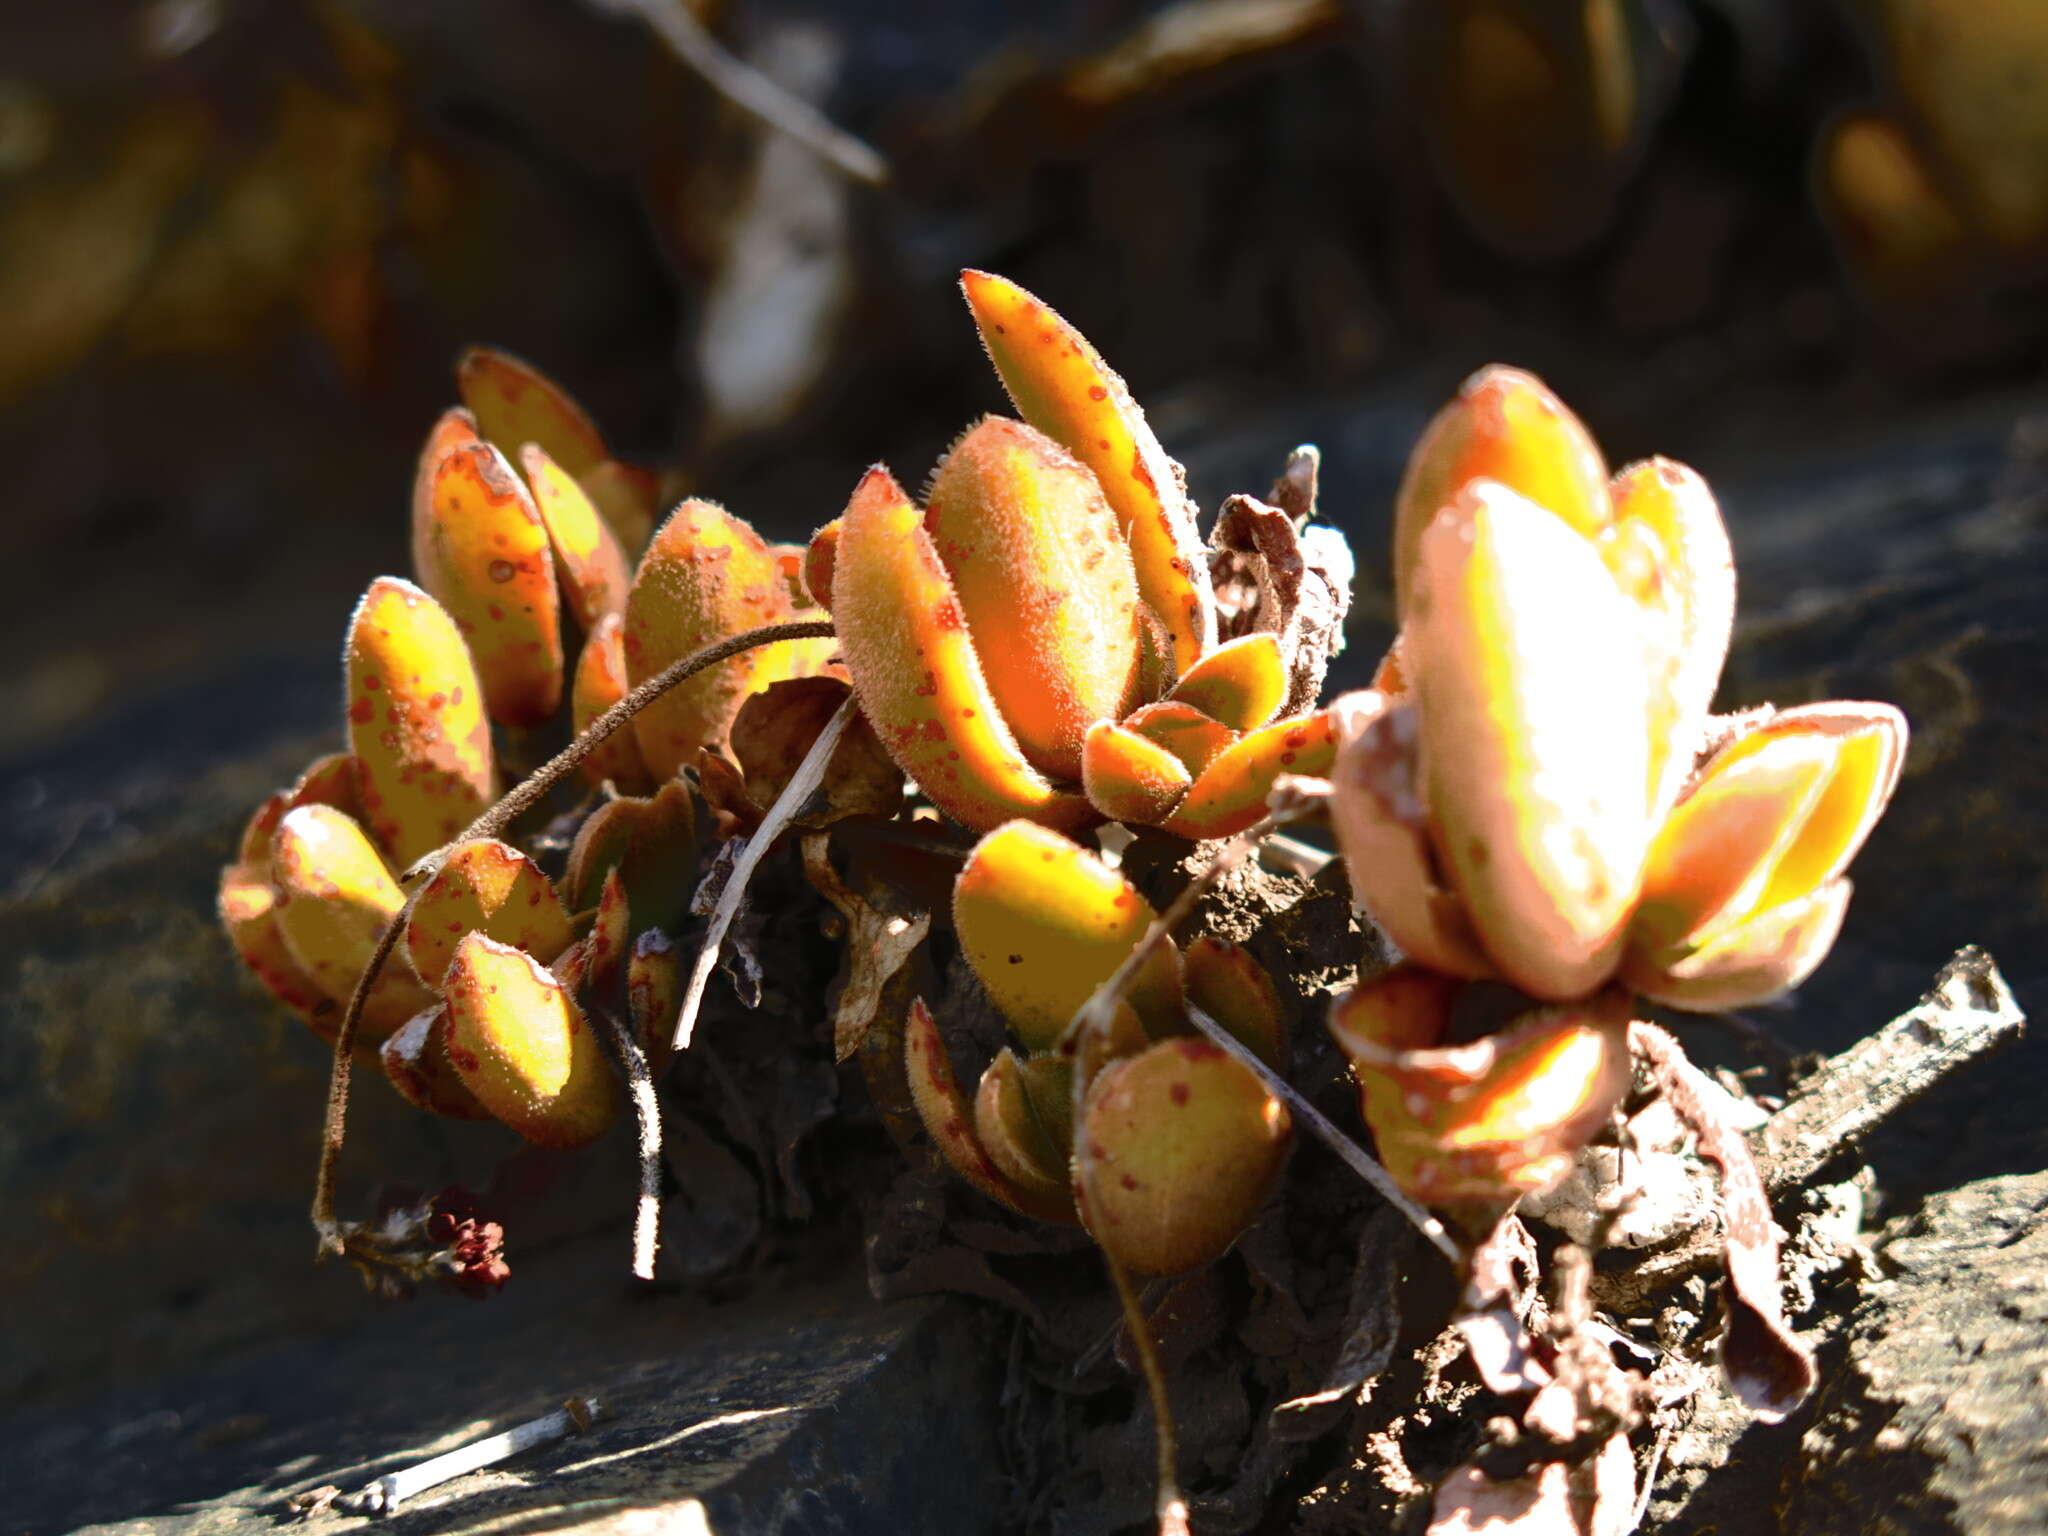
[[345, 577, 494, 868]]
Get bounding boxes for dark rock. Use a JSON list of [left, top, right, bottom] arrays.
[[1791, 1171, 2048, 1536]]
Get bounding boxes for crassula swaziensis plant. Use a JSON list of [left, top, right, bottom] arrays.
[[219, 273, 1906, 1533]]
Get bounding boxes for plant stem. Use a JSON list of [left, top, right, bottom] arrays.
[[1105, 1249, 1190, 1536]]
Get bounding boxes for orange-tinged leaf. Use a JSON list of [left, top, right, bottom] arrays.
[[523, 442, 630, 631], [770, 543, 843, 679], [1698, 704, 1905, 922], [1184, 937, 1287, 1070], [1328, 696, 1498, 979], [905, 997, 1071, 1222], [556, 865, 630, 997], [1081, 718, 1192, 826], [1330, 977, 1632, 1205], [953, 820, 1181, 1051], [570, 615, 653, 793], [219, 858, 338, 1038], [404, 837, 573, 988], [269, 804, 436, 1039], [624, 498, 801, 777], [1608, 457, 1733, 736], [1125, 700, 1235, 775], [346, 577, 494, 868], [974, 1047, 1078, 1218], [380, 1004, 493, 1120], [237, 791, 292, 867], [960, 270, 1215, 672], [562, 778, 697, 930], [1075, 1037, 1291, 1274], [458, 346, 607, 480], [285, 751, 366, 823], [411, 440, 563, 727], [1165, 632, 1288, 732], [1625, 879, 1853, 1013], [579, 459, 658, 555], [831, 466, 1092, 833], [1409, 483, 1652, 999], [1162, 706, 1342, 841], [924, 416, 1145, 781], [408, 407, 484, 581], [1631, 734, 1837, 953], [803, 518, 840, 612], [1392, 365, 1610, 619], [444, 932, 620, 1149]]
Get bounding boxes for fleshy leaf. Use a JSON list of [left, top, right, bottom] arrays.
[[285, 751, 365, 822], [219, 858, 337, 1039], [1329, 975, 1633, 1206], [905, 997, 1072, 1222], [404, 837, 573, 989], [923, 416, 1145, 781], [974, 1047, 1079, 1219], [1392, 365, 1610, 619], [1081, 718, 1193, 826], [443, 932, 620, 1148], [1165, 632, 1287, 733], [1162, 705, 1342, 841], [556, 865, 631, 998], [953, 820, 1182, 1051], [523, 442, 631, 631], [380, 1004, 493, 1120], [960, 270, 1215, 671], [830, 466, 1092, 833], [1408, 483, 1652, 999], [1328, 695, 1497, 979], [1626, 880, 1854, 1013], [411, 439, 563, 727], [345, 577, 494, 868], [578, 459, 658, 556], [457, 346, 608, 480], [570, 614, 654, 793], [236, 791, 292, 866], [1075, 1037, 1291, 1275], [803, 518, 840, 612], [623, 497, 801, 778], [562, 778, 698, 931], [1183, 937, 1287, 1070], [269, 804, 436, 1039], [1124, 700, 1236, 776]]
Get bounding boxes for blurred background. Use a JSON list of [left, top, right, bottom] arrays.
[[5, 0, 2046, 759], [4, 0, 2047, 1455]]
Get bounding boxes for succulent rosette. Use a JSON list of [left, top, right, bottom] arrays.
[[221, 349, 862, 1146], [808, 272, 1355, 842], [1326, 366, 1908, 1206]]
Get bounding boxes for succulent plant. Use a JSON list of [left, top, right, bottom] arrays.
[[1325, 365, 1906, 1210], [809, 272, 1353, 841], [220, 346, 857, 1153]]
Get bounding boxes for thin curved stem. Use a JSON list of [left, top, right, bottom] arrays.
[[311, 618, 836, 1256], [1105, 1250, 1189, 1536]]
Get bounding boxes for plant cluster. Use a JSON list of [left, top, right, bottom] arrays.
[[220, 271, 1906, 1529]]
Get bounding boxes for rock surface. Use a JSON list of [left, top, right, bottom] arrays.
[[1792, 1171, 2048, 1536], [0, 1260, 1001, 1535]]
